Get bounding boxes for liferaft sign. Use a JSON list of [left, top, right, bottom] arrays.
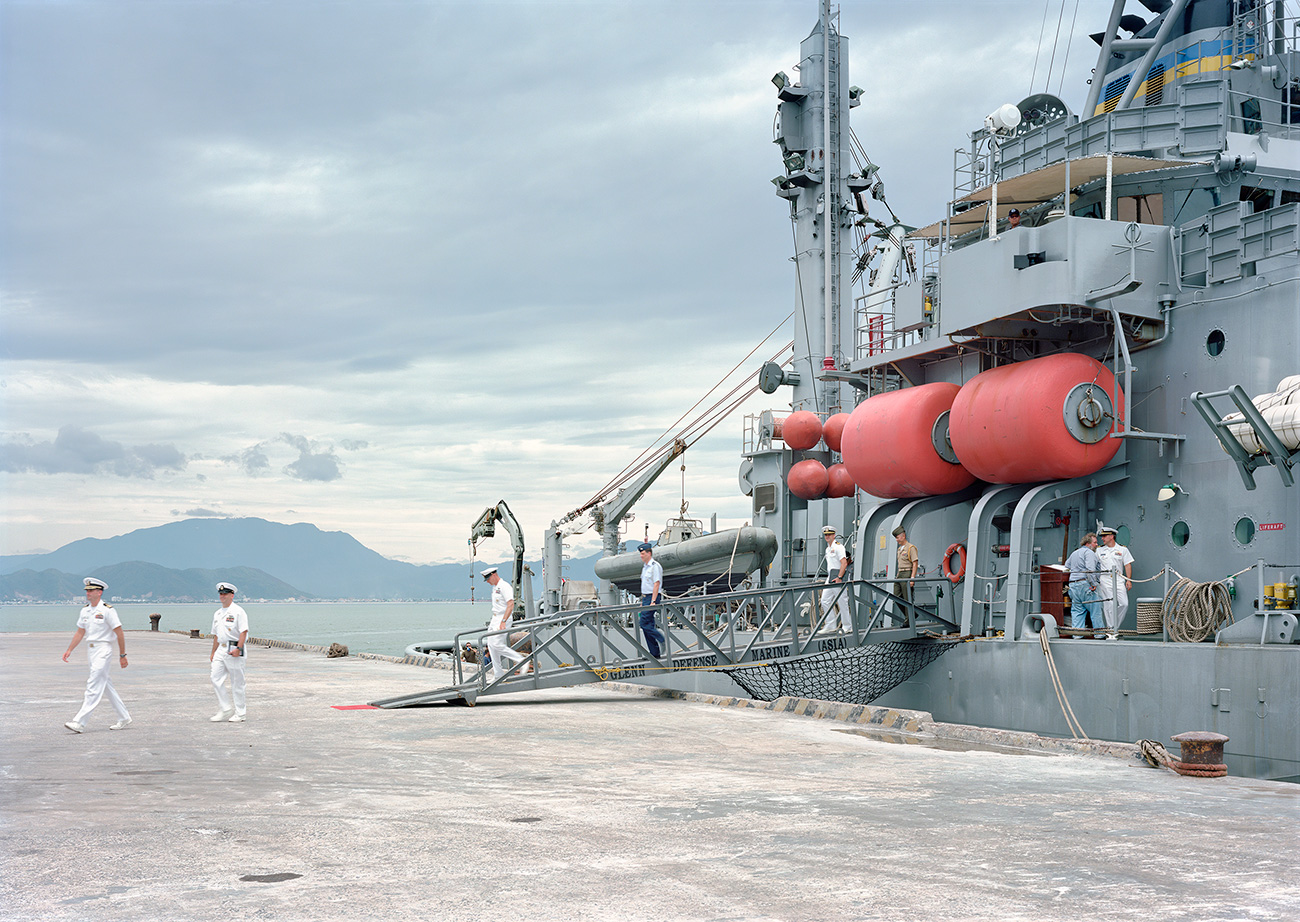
[[1258, 522, 1286, 531]]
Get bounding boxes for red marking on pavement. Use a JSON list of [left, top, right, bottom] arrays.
[[331, 705, 379, 710]]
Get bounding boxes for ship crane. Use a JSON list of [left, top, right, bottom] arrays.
[[469, 500, 537, 620]]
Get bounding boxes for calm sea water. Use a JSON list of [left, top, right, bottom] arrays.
[[0, 601, 491, 657]]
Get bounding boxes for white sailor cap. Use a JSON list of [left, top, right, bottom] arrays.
[[480, 567, 498, 580], [217, 582, 237, 594], [84, 577, 107, 591], [822, 525, 837, 535], [1097, 526, 1117, 536]]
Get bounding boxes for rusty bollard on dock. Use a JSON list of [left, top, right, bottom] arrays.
[[1168, 731, 1229, 777]]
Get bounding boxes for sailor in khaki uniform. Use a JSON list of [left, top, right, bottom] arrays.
[[209, 582, 249, 722], [62, 577, 132, 732]]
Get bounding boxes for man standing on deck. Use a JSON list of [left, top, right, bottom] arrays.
[[892, 526, 919, 605], [210, 582, 249, 722], [820, 526, 851, 632], [1096, 526, 1135, 640], [482, 567, 526, 680], [638, 542, 666, 659], [62, 577, 132, 733], [1065, 533, 1104, 637]]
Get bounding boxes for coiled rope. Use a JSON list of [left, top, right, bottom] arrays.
[[1162, 576, 1235, 643]]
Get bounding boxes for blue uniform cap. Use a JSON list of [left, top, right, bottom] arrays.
[[637, 542, 653, 552]]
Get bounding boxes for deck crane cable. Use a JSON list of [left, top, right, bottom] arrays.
[[569, 319, 795, 519], [574, 324, 792, 511], [596, 356, 785, 505]]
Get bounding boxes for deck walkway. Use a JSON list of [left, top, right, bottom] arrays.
[[2, 631, 1297, 922]]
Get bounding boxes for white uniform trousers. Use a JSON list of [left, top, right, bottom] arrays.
[[74, 642, 130, 725], [486, 634, 526, 680], [211, 649, 247, 716], [820, 583, 851, 632], [1102, 587, 1129, 631]]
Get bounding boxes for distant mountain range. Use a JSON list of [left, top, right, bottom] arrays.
[[0, 517, 600, 602], [1, 563, 309, 603]]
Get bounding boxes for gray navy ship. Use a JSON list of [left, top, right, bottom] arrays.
[[725, 0, 1299, 782], [391, 0, 1298, 782]]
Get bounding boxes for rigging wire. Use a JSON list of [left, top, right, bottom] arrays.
[[1045, 0, 1070, 93], [788, 215, 824, 417], [1030, 0, 1053, 93], [1056, 0, 1083, 97]]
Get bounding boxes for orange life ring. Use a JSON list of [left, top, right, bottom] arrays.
[[942, 543, 966, 584]]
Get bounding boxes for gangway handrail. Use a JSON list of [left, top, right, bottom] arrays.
[[370, 577, 959, 708]]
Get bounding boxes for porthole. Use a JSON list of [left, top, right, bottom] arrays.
[[1206, 329, 1225, 356], [1235, 516, 1255, 546], [1171, 520, 1190, 547], [1116, 525, 1132, 546]]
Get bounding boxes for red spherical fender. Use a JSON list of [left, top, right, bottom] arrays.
[[787, 458, 828, 500], [841, 382, 977, 499], [948, 354, 1124, 484], [942, 543, 966, 584], [822, 413, 849, 453], [782, 411, 823, 450], [825, 462, 856, 498]]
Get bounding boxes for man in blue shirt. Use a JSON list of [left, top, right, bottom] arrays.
[[638, 542, 666, 659], [1065, 532, 1103, 636]]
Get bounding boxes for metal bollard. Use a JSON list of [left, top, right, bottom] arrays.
[[149, 614, 162, 631]]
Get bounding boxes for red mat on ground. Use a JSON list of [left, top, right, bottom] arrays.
[[331, 704, 379, 710]]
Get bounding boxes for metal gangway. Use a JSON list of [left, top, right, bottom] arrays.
[[370, 578, 960, 707]]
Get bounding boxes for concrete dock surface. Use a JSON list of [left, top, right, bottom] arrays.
[[2, 631, 1297, 922]]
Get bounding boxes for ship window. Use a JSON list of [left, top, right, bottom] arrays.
[[1235, 517, 1255, 546], [1171, 521, 1190, 548], [1206, 329, 1225, 356], [1240, 98, 1261, 134], [754, 483, 777, 514], [1118, 194, 1163, 225], [1116, 525, 1131, 546], [1239, 186, 1274, 214]]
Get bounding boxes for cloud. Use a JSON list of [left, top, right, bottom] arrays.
[[1, 425, 186, 478], [281, 433, 343, 482], [172, 507, 231, 518], [225, 445, 271, 476], [220, 433, 345, 482]]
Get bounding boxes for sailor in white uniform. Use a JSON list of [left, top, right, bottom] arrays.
[[210, 582, 250, 722], [482, 567, 526, 680], [1096, 527, 1135, 639], [820, 526, 852, 632], [62, 577, 132, 732]]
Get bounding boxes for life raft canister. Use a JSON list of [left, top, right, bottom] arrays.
[[942, 543, 966, 584]]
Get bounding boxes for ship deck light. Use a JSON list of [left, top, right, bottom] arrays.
[[1158, 482, 1190, 501]]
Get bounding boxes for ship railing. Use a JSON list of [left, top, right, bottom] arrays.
[[444, 577, 958, 695]]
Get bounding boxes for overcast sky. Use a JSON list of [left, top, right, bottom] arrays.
[[1, 0, 1110, 564]]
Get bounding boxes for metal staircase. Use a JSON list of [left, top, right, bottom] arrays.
[[369, 578, 958, 708]]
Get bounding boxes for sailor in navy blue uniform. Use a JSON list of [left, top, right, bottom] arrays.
[[638, 543, 666, 658], [62, 577, 132, 732], [210, 582, 249, 722]]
